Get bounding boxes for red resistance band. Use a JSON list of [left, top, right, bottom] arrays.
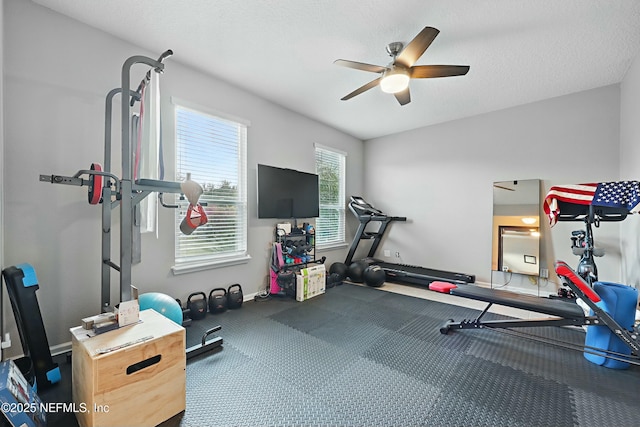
[[186, 204, 208, 228], [554, 261, 601, 303]]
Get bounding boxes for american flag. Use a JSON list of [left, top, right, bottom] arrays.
[[543, 181, 640, 226]]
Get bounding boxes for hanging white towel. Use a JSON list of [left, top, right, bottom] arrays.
[[138, 73, 162, 235]]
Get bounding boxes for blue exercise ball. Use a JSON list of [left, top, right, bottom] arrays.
[[139, 292, 183, 325]]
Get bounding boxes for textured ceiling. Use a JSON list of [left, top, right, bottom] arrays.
[[31, 0, 640, 140]]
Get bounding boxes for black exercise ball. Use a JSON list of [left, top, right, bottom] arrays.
[[348, 260, 368, 283], [326, 272, 343, 288], [363, 265, 386, 287], [329, 262, 349, 280], [325, 273, 342, 289]]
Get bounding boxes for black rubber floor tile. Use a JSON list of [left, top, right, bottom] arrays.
[[307, 312, 390, 355], [441, 355, 577, 427], [363, 330, 467, 388], [316, 356, 441, 426]]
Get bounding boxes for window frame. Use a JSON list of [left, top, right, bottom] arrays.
[[171, 98, 250, 274], [315, 143, 347, 249]]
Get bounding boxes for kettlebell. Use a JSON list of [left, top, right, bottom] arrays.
[[176, 298, 193, 327], [208, 288, 228, 314], [227, 284, 243, 309], [187, 292, 207, 320]]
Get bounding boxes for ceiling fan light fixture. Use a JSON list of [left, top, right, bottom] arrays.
[[335, 27, 468, 105], [380, 68, 410, 93]]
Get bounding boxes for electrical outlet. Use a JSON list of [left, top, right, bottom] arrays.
[[502, 266, 509, 272], [540, 268, 549, 279], [395, 251, 401, 258]]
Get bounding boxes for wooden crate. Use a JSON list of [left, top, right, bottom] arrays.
[[71, 309, 186, 427]]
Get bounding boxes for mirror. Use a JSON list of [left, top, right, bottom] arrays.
[[492, 179, 541, 276]]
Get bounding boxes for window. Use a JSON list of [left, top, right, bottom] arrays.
[[315, 144, 346, 248], [173, 101, 249, 273]]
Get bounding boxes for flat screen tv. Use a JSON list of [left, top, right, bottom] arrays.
[[257, 164, 320, 219]]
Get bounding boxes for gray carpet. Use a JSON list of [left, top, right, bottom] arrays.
[[171, 283, 640, 427]]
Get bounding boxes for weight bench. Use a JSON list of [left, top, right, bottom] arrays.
[[445, 285, 586, 329], [441, 261, 640, 367]]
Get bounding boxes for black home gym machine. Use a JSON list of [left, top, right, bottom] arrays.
[[441, 260, 640, 367], [39, 51, 222, 360], [345, 196, 475, 286], [440, 184, 640, 369]]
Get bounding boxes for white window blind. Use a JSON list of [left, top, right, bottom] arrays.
[[174, 104, 248, 268], [315, 145, 346, 247]]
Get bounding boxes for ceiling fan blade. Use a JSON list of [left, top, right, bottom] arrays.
[[395, 26, 440, 68], [394, 88, 411, 106], [341, 77, 383, 101], [334, 59, 387, 74], [410, 65, 470, 79]]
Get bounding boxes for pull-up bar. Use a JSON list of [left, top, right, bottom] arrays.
[[130, 50, 174, 107], [41, 51, 192, 312]]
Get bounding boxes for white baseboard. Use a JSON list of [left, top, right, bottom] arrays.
[[51, 341, 72, 357]]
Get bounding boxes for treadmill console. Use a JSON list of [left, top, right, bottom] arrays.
[[350, 196, 383, 215]]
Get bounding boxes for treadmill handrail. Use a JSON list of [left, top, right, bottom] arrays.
[[356, 213, 407, 222]]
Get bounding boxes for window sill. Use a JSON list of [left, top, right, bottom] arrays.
[[172, 254, 252, 275], [316, 242, 348, 251]]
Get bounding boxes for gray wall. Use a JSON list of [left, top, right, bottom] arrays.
[[1, 0, 363, 355], [363, 85, 622, 294], [620, 51, 640, 287]]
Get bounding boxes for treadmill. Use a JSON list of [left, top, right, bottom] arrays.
[[345, 196, 475, 286]]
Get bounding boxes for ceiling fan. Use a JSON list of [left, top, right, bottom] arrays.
[[334, 26, 470, 106]]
